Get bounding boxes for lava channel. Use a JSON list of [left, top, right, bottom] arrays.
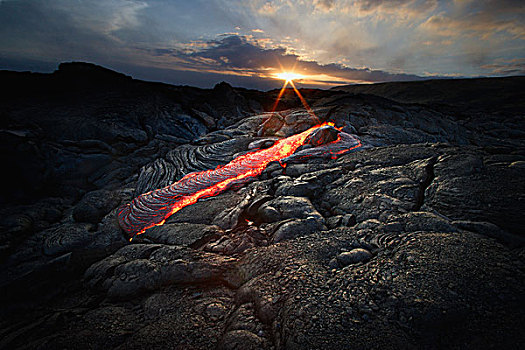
[[118, 123, 361, 238]]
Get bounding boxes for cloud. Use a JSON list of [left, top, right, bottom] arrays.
[[481, 58, 525, 75], [357, 0, 419, 11], [52, 0, 149, 35], [148, 34, 426, 87], [313, 0, 335, 12], [337, 0, 438, 19], [0, 0, 151, 60], [0, 0, 523, 88], [420, 0, 525, 40]]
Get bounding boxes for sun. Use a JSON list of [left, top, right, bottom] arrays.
[[270, 70, 318, 123], [275, 71, 304, 83]]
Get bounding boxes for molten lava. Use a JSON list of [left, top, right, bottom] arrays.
[[118, 122, 361, 238], [119, 68, 362, 238]]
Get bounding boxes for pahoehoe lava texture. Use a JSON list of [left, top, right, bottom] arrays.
[[118, 125, 361, 237], [1, 65, 524, 350]]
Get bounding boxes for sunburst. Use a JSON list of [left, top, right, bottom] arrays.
[[275, 71, 305, 83], [271, 70, 318, 122]]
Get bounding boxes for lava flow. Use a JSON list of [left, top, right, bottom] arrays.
[[119, 70, 361, 238], [118, 122, 361, 238]]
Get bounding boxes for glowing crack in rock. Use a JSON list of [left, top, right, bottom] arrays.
[[118, 123, 362, 238]]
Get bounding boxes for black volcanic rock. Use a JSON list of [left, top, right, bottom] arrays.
[[0, 65, 524, 350], [333, 76, 525, 113], [0, 63, 263, 205], [72, 189, 123, 224], [336, 248, 372, 266], [303, 124, 340, 146]]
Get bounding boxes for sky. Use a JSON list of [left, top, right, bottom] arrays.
[[0, 0, 524, 90]]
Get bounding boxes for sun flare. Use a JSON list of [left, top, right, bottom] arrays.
[[275, 71, 304, 83]]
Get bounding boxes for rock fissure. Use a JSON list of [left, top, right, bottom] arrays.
[[413, 156, 437, 211]]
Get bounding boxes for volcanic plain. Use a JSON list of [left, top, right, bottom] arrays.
[[1, 63, 524, 349]]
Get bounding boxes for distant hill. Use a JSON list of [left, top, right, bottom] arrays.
[[332, 76, 525, 113]]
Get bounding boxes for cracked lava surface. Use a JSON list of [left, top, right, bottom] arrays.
[[118, 123, 361, 237]]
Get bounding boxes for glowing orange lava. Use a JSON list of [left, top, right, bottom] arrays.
[[118, 122, 338, 238], [118, 74, 361, 239]]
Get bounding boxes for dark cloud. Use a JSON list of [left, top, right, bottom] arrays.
[[353, 0, 437, 14], [154, 35, 426, 87], [313, 0, 336, 11], [194, 36, 289, 69], [358, 0, 413, 11], [481, 58, 525, 76]]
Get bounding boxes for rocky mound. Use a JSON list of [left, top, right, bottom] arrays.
[[0, 65, 524, 349]]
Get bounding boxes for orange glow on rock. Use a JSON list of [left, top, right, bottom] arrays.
[[118, 122, 349, 238], [119, 77, 362, 239]]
